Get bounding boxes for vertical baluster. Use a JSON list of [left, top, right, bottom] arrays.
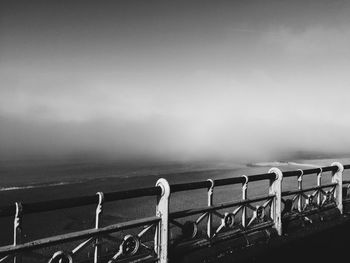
[[155, 178, 170, 263], [94, 192, 104, 263], [331, 162, 344, 214], [13, 202, 23, 263], [317, 168, 322, 206], [268, 168, 283, 236], [241, 176, 248, 228], [207, 179, 214, 239], [297, 169, 303, 212]]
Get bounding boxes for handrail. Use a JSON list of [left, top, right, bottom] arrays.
[[283, 166, 337, 177], [171, 173, 276, 193], [344, 164, 350, 169], [0, 164, 347, 217], [0, 186, 162, 217]]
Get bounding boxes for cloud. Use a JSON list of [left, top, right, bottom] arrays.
[[2, 1, 350, 162]]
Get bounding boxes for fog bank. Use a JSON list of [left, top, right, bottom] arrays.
[[1, 1, 350, 162]]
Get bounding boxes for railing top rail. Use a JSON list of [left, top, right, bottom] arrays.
[[171, 173, 275, 193], [0, 164, 348, 217], [282, 165, 338, 178], [0, 186, 162, 217], [171, 163, 350, 193]]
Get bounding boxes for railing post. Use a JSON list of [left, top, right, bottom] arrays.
[[268, 168, 283, 236], [241, 175, 248, 228], [14, 202, 23, 263], [317, 168, 322, 206], [297, 169, 303, 212], [94, 192, 104, 263], [207, 179, 214, 239], [331, 162, 344, 214], [155, 178, 170, 263]]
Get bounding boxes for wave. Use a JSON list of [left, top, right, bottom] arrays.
[[248, 161, 289, 167], [286, 162, 321, 168], [0, 182, 71, 191], [249, 161, 321, 168]]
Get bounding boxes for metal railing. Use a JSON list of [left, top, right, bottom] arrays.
[[0, 162, 349, 263]]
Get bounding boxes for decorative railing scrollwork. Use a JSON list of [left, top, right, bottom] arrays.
[[0, 162, 349, 263], [169, 193, 275, 246], [48, 251, 73, 263]]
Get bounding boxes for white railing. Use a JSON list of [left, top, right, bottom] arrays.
[[0, 162, 349, 263]]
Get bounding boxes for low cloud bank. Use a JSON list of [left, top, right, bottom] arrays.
[[1, 113, 349, 163]]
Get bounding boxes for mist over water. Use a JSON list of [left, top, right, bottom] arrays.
[[1, 1, 350, 163], [1, 108, 349, 163]]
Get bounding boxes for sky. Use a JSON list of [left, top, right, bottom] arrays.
[[1, 0, 350, 162]]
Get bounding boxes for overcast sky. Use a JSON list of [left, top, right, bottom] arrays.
[[1, 0, 350, 161]]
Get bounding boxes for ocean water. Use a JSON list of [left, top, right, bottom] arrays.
[[0, 159, 247, 206], [1, 157, 350, 199], [0, 159, 245, 189]]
